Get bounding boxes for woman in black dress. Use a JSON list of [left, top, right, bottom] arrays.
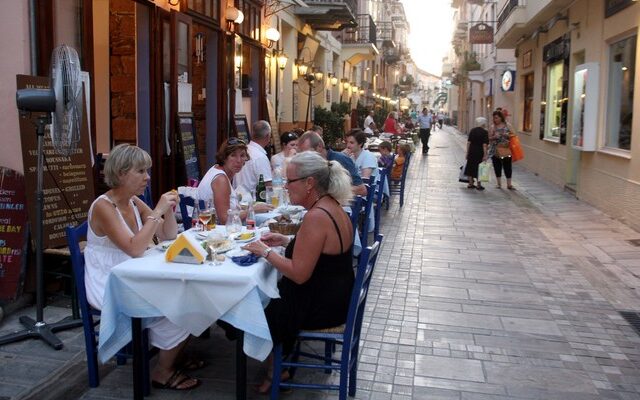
[[242, 151, 354, 393], [464, 117, 489, 190]]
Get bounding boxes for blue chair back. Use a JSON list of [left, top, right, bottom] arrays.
[[179, 194, 205, 231], [138, 183, 154, 208], [373, 168, 388, 238], [349, 196, 363, 238], [66, 222, 101, 388], [388, 151, 411, 207], [360, 182, 376, 249]]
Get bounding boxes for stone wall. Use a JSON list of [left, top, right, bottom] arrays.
[[109, 0, 136, 144]]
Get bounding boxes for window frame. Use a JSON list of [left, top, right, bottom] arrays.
[[544, 60, 564, 142], [522, 73, 534, 132]]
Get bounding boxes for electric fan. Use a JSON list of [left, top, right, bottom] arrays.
[[0, 45, 84, 350]]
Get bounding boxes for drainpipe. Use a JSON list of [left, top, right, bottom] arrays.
[[29, 0, 38, 75]]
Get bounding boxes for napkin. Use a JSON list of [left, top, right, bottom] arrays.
[[230, 253, 260, 266]]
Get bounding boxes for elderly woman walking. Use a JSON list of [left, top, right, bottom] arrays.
[[464, 117, 489, 190]]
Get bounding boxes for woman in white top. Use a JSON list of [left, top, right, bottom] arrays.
[[198, 138, 271, 224], [84, 144, 199, 391], [344, 128, 379, 180], [270, 131, 298, 174]]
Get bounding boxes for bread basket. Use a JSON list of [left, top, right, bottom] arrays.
[[268, 221, 301, 235]]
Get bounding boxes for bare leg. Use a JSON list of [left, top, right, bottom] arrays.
[[507, 178, 514, 189], [496, 177, 502, 188]]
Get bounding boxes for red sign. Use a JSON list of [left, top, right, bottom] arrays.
[[0, 167, 28, 301], [469, 23, 494, 44]]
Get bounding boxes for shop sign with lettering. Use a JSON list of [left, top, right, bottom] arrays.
[[469, 23, 494, 44]]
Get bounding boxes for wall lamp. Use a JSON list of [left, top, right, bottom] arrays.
[[328, 73, 338, 87], [313, 70, 324, 82], [265, 27, 281, 48], [276, 51, 288, 70], [168, 0, 179, 5], [341, 79, 350, 90], [295, 59, 309, 76], [226, 6, 244, 31], [351, 84, 358, 93]]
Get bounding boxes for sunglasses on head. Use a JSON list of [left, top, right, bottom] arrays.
[[227, 137, 246, 145]]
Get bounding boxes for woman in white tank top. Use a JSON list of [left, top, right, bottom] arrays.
[[84, 144, 199, 391]]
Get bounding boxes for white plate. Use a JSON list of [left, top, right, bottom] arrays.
[[206, 239, 235, 254], [155, 240, 174, 251], [195, 231, 209, 240], [231, 231, 258, 243]]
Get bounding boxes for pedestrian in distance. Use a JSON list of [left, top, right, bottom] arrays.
[[489, 110, 515, 190], [417, 107, 432, 154], [464, 117, 489, 190]]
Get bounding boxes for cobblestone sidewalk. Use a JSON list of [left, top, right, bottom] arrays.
[[2, 125, 640, 399]]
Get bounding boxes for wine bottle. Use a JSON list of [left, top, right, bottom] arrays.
[[256, 174, 266, 202]]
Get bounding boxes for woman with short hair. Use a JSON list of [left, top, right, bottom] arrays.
[[85, 144, 199, 391], [270, 131, 298, 173], [464, 117, 489, 190]]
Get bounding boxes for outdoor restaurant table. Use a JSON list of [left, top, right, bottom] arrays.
[[96, 228, 280, 399]]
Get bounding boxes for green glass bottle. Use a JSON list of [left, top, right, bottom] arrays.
[[256, 174, 266, 202]]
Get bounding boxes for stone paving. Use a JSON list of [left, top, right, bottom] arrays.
[[3, 125, 640, 399]]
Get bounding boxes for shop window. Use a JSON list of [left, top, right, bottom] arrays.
[[522, 73, 534, 132], [544, 61, 564, 141], [606, 35, 636, 151], [236, 0, 261, 41]]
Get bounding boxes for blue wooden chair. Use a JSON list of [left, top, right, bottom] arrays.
[[349, 196, 363, 243], [359, 181, 376, 250], [270, 235, 384, 400], [373, 168, 388, 239], [178, 194, 205, 232], [138, 182, 154, 208], [387, 151, 411, 208], [66, 222, 152, 393]]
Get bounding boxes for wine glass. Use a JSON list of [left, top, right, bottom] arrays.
[[198, 201, 212, 231]]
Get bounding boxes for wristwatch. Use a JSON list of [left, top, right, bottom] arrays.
[[262, 247, 272, 258]]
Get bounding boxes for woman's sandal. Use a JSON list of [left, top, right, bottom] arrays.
[[151, 369, 201, 391], [507, 185, 516, 190], [467, 184, 475, 189]]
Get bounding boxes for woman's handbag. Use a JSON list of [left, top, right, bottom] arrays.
[[495, 143, 512, 158], [478, 162, 490, 183], [509, 134, 524, 162]]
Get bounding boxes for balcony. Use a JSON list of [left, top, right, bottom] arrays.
[[340, 14, 379, 64], [376, 21, 396, 48], [383, 47, 400, 65], [495, 0, 576, 48], [294, 0, 357, 31]]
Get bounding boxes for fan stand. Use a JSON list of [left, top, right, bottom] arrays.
[[0, 114, 82, 350]]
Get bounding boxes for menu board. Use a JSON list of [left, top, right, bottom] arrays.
[[177, 114, 200, 182], [17, 75, 94, 248], [0, 167, 28, 301], [234, 114, 250, 143]]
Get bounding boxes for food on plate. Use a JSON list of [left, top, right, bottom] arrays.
[[236, 232, 255, 241], [268, 214, 301, 235]]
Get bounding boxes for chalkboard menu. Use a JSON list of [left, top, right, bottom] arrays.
[[0, 167, 28, 301], [234, 114, 250, 143], [177, 113, 201, 183], [17, 75, 94, 248]]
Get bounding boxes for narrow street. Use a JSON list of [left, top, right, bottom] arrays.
[[3, 127, 640, 400]]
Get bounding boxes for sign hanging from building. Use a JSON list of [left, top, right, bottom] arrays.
[[469, 23, 494, 44], [501, 70, 515, 91]]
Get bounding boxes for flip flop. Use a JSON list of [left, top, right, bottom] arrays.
[[151, 369, 201, 391], [255, 370, 292, 395], [507, 186, 516, 190]]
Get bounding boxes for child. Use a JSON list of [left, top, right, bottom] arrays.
[[391, 144, 409, 181], [378, 141, 394, 169]]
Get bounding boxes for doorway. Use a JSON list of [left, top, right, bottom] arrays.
[[565, 51, 585, 195]]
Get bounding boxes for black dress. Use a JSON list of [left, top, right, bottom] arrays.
[[265, 207, 354, 353], [464, 127, 489, 178]]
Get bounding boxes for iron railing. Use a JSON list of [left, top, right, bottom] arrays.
[[303, 0, 357, 15], [497, 0, 522, 31], [376, 21, 395, 43], [343, 14, 377, 45]]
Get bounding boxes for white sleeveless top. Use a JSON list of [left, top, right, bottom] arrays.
[[197, 166, 238, 209], [84, 194, 142, 309]]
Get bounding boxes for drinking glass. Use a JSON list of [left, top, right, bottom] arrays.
[[266, 188, 274, 206], [198, 201, 212, 231], [271, 188, 281, 208], [226, 210, 241, 236]]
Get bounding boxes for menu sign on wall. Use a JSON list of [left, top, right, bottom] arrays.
[[17, 75, 94, 248], [0, 168, 28, 301]]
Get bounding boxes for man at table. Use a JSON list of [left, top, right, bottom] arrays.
[[234, 120, 273, 196], [297, 131, 367, 196], [84, 144, 200, 391]]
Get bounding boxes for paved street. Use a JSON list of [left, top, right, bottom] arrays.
[[3, 126, 640, 399]]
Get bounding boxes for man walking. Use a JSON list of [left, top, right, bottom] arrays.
[[417, 108, 432, 154], [234, 120, 273, 194]]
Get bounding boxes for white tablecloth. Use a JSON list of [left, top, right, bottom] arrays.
[[97, 230, 280, 363]]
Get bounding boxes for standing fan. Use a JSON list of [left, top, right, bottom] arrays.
[[0, 45, 84, 350]]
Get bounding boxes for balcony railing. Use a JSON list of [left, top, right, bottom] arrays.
[[376, 21, 395, 44], [343, 14, 377, 45], [497, 0, 521, 31], [303, 0, 357, 15]]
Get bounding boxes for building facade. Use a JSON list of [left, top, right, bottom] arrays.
[[496, 0, 640, 230]]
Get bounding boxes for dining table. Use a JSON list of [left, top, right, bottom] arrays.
[[96, 227, 280, 399]]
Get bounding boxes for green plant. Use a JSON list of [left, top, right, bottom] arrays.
[[313, 104, 346, 149]]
